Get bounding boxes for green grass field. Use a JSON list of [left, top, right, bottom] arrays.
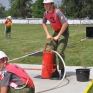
[[0, 24, 93, 66], [0, 23, 93, 92]]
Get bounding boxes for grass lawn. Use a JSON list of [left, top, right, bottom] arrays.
[[0, 24, 93, 66], [0, 23, 93, 92]]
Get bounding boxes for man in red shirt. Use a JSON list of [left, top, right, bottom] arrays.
[[42, 0, 69, 79], [5, 16, 12, 39]]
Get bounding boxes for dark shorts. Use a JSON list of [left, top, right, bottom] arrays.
[[6, 26, 11, 33]]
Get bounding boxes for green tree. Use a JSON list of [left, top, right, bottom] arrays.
[[60, 0, 93, 19], [0, 3, 6, 18], [8, 0, 15, 8], [8, 0, 33, 18], [32, 0, 45, 18]]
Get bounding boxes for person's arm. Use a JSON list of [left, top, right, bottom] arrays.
[[42, 12, 53, 40], [1, 86, 8, 93], [42, 22, 53, 40]]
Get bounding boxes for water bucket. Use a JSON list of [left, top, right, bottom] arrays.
[[76, 68, 90, 82], [41, 43, 56, 79]]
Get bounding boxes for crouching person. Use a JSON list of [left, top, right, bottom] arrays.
[[0, 51, 35, 93]]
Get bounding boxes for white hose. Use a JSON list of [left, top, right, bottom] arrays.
[[52, 50, 66, 87], [36, 50, 66, 93], [9, 50, 43, 62]]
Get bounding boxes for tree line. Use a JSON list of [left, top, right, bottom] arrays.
[[0, 0, 93, 19]]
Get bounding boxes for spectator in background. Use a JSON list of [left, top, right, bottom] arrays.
[[0, 51, 35, 93], [5, 16, 12, 39]]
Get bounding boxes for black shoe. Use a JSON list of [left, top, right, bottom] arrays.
[[60, 68, 64, 79], [52, 70, 59, 78]]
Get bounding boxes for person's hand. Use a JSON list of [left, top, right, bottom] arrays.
[[46, 35, 53, 40], [53, 36, 59, 41]]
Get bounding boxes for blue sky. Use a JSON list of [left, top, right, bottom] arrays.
[[0, 0, 10, 10], [0, 0, 61, 10]]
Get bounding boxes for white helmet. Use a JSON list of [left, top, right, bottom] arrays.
[[43, 0, 54, 3], [7, 16, 11, 19], [0, 51, 8, 60]]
